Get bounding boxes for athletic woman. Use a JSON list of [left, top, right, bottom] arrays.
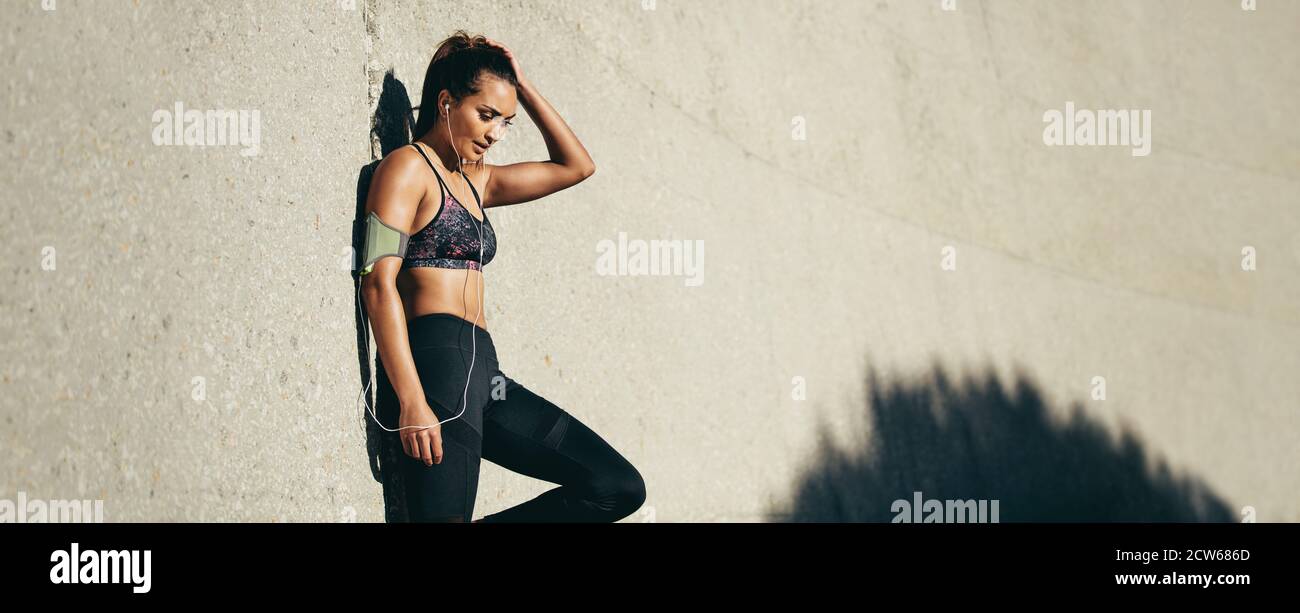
[[360, 31, 646, 523]]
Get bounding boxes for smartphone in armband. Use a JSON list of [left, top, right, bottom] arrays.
[[357, 211, 409, 275]]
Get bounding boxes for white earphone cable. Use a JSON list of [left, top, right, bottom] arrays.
[[357, 100, 485, 436]]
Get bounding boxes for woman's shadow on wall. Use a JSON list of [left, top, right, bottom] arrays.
[[353, 70, 418, 522], [775, 359, 1238, 522]]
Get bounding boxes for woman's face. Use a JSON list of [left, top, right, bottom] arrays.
[[445, 75, 518, 161]]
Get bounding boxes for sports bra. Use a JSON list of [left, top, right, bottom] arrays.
[[403, 142, 497, 271]]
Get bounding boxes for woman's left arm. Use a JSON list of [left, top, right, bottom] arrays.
[[480, 61, 597, 208], [484, 78, 596, 207], [475, 38, 594, 207]]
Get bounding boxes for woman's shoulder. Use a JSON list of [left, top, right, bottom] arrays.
[[374, 145, 429, 185], [379, 143, 422, 168], [470, 161, 494, 185], [466, 162, 496, 206]]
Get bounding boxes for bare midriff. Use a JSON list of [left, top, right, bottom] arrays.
[[396, 267, 489, 332]]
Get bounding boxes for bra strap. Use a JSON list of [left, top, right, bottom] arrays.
[[458, 169, 484, 211], [410, 142, 450, 203]]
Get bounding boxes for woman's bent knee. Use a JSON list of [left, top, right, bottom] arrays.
[[594, 468, 646, 521]]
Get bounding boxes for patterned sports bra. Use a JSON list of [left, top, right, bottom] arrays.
[[403, 142, 497, 271]]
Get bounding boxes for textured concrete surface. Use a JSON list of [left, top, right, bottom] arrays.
[[2, 0, 1296, 522]]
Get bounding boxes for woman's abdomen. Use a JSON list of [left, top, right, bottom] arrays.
[[396, 267, 489, 331]]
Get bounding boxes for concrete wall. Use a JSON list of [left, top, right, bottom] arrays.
[[2, 0, 1296, 522]]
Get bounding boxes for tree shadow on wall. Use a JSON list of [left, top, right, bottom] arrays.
[[353, 70, 418, 523], [774, 361, 1237, 522]]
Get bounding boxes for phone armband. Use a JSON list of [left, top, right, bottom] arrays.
[[358, 211, 409, 275]]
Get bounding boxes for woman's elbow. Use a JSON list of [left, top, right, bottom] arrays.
[[360, 274, 399, 304]]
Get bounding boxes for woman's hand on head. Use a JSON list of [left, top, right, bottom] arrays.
[[398, 399, 443, 466], [483, 37, 525, 85]]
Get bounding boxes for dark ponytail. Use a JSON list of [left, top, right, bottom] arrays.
[[411, 30, 519, 143]]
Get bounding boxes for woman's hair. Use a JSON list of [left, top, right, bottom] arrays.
[[411, 30, 519, 146]]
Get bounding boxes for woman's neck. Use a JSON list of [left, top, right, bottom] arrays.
[[417, 128, 462, 175]]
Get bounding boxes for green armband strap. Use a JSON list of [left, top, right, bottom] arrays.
[[358, 211, 410, 275]]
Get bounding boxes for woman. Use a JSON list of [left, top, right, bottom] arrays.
[[360, 31, 646, 523]]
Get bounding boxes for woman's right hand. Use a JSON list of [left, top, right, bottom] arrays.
[[398, 399, 443, 466]]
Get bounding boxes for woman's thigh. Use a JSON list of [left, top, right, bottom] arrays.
[[392, 419, 481, 522], [481, 377, 643, 498], [377, 345, 493, 522]]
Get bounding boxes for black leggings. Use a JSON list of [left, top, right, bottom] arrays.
[[375, 313, 646, 522]]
